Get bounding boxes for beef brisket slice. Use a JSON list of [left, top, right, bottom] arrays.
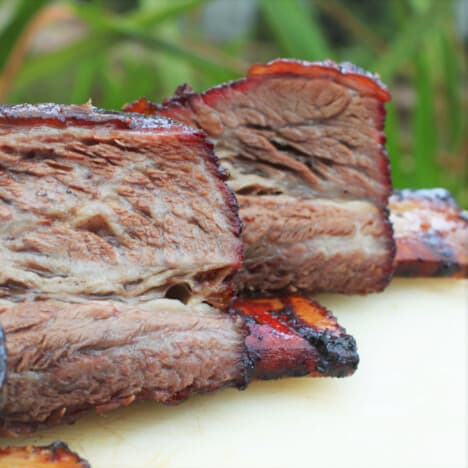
[[390, 189, 468, 277], [125, 59, 395, 295], [0, 104, 243, 309]]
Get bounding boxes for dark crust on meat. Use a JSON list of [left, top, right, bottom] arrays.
[[0, 441, 90, 467], [247, 59, 391, 102], [0, 102, 188, 131], [126, 58, 390, 110], [390, 188, 468, 277], [231, 295, 359, 380], [0, 294, 358, 435]]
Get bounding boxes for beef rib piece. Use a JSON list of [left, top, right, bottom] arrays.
[[125, 59, 395, 295], [0, 104, 358, 435], [0, 103, 243, 309], [0, 295, 358, 435], [390, 188, 468, 277]]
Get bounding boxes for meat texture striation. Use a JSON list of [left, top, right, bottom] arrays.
[[0, 103, 243, 309], [125, 59, 395, 295], [0, 103, 243, 433]]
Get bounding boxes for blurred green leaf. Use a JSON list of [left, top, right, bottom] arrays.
[[151, 23, 194, 97], [372, 1, 445, 82], [439, 29, 463, 153], [412, 50, 437, 187], [386, 102, 405, 188], [134, 34, 239, 81], [100, 59, 128, 109], [70, 58, 99, 104], [70, 0, 240, 80], [389, 0, 408, 26], [315, 0, 386, 54], [130, 0, 210, 28], [70, 0, 210, 31], [13, 34, 113, 96], [0, 0, 48, 69], [259, 0, 331, 60]]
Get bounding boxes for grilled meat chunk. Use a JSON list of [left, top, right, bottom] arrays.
[[231, 295, 358, 380], [0, 103, 358, 435], [0, 441, 89, 467], [0, 299, 248, 434], [390, 189, 468, 277], [0, 103, 242, 309], [0, 295, 357, 434], [125, 59, 395, 295]]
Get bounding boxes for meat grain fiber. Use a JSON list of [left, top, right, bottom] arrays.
[[125, 59, 395, 295], [0, 299, 247, 434], [0, 295, 358, 434], [0, 103, 243, 309]]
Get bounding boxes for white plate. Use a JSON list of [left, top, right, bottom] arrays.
[[2, 278, 466, 468]]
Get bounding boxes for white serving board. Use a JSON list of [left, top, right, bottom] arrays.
[[1, 278, 466, 468]]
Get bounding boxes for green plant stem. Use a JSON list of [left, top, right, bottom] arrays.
[[412, 51, 438, 188], [259, 0, 331, 60]]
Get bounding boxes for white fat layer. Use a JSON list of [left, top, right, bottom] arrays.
[[0, 296, 218, 316], [302, 232, 385, 257]]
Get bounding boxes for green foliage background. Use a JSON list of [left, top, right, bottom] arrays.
[[1, 0, 466, 205]]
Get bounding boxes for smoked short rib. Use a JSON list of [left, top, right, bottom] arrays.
[[0, 103, 242, 433], [0, 103, 243, 309], [0, 104, 358, 435], [390, 189, 468, 277], [0, 295, 358, 434], [126, 59, 395, 295]]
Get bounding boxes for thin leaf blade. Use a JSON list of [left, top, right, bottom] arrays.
[[259, 0, 331, 60]]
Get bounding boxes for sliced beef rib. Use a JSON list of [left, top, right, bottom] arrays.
[[0, 295, 358, 435], [0, 103, 243, 309], [125, 59, 395, 295], [0, 104, 358, 435]]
